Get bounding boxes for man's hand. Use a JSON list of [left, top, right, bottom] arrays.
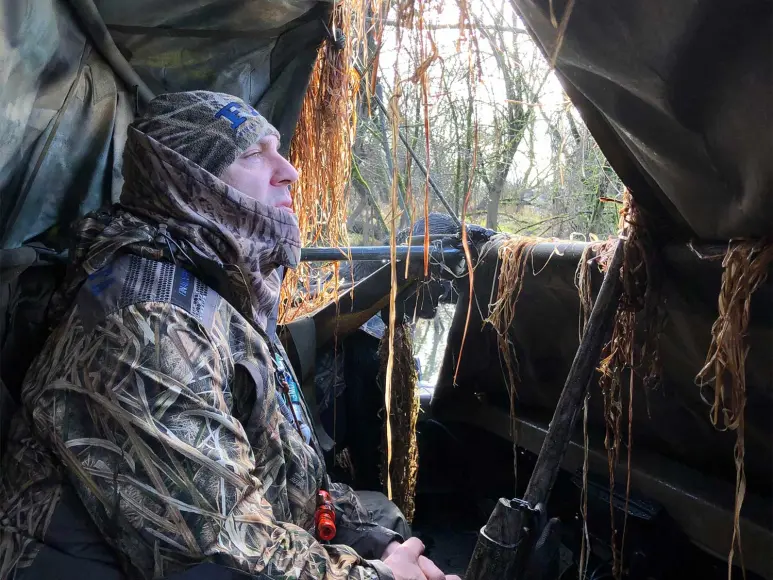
[[381, 538, 462, 580], [381, 541, 401, 560], [418, 555, 461, 580]]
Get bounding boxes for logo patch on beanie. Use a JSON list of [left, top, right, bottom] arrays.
[[214, 101, 260, 131]]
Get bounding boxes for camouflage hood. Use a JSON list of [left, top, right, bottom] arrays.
[[53, 126, 302, 330]]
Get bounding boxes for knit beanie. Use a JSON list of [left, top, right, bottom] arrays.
[[132, 91, 280, 178]]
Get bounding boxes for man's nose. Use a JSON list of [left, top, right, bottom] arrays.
[[271, 155, 299, 187]]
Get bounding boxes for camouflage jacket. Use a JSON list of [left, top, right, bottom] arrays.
[[0, 127, 398, 579]]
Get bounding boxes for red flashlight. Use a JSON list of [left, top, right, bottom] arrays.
[[315, 490, 337, 542]]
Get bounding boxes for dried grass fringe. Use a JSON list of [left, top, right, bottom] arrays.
[[281, 0, 481, 501], [379, 322, 420, 523], [576, 191, 662, 580], [280, 1, 364, 323], [383, 2, 410, 505], [485, 235, 554, 487], [379, 0, 475, 504], [696, 240, 773, 580], [574, 240, 611, 580]]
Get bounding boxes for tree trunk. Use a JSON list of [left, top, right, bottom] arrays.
[[462, 72, 475, 216], [586, 171, 609, 235], [347, 196, 367, 231], [485, 170, 508, 230], [363, 207, 374, 245], [374, 82, 410, 226], [441, 68, 463, 215]]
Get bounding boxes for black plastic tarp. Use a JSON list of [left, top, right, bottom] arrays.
[[513, 0, 773, 241], [0, 0, 330, 250], [431, 238, 773, 576]]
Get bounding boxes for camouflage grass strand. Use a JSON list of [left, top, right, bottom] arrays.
[[281, 0, 362, 323], [378, 323, 419, 523], [696, 240, 773, 580]]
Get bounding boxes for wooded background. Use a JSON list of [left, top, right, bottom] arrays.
[[343, 0, 624, 244]]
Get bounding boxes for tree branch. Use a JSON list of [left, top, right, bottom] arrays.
[[375, 18, 528, 34]]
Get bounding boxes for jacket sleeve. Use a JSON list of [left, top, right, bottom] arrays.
[[271, 340, 405, 562], [328, 485, 406, 560], [33, 302, 393, 580]]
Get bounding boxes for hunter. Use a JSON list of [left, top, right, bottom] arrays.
[[0, 91, 459, 580]]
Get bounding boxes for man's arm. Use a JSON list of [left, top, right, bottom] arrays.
[[34, 302, 391, 580], [329, 485, 407, 560]]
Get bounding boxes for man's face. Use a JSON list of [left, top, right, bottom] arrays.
[[220, 135, 298, 212]]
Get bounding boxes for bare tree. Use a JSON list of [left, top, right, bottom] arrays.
[[474, 3, 549, 230], [345, 0, 622, 244]]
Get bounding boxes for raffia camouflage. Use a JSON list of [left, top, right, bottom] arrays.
[[0, 101, 400, 579]]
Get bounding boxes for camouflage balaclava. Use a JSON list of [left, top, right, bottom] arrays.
[[133, 90, 281, 178], [119, 90, 300, 330], [52, 91, 300, 333]]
